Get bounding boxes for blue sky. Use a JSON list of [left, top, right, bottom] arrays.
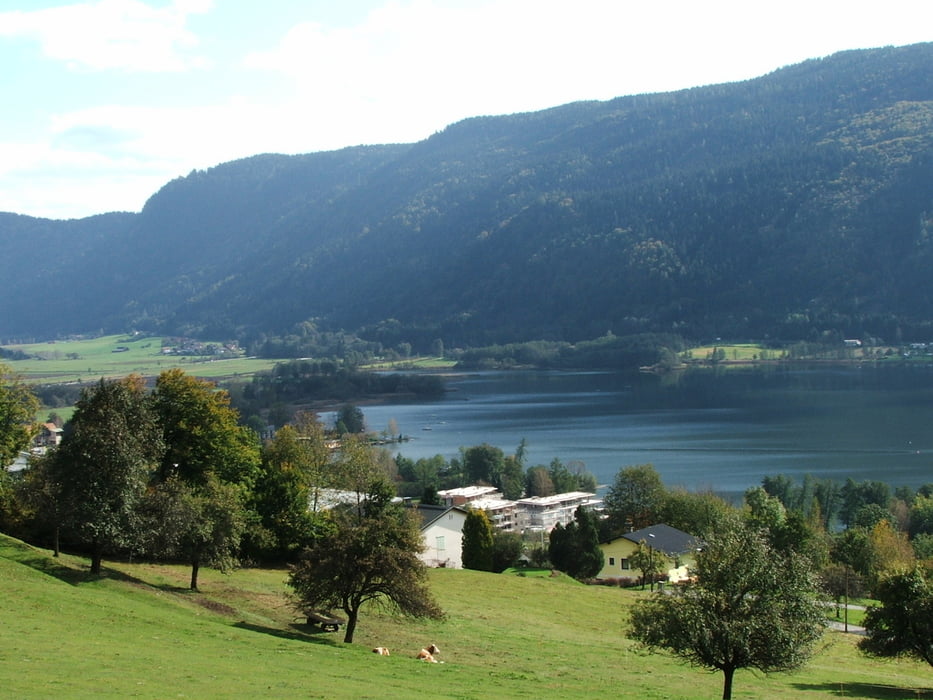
[[1, 0, 930, 219]]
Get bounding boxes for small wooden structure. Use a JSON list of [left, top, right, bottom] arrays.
[[304, 610, 345, 632]]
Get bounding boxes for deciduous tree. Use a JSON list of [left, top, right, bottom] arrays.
[[860, 567, 933, 667], [288, 501, 443, 643], [629, 519, 825, 700], [151, 369, 260, 488], [604, 463, 665, 535], [0, 362, 38, 469], [50, 377, 164, 574]]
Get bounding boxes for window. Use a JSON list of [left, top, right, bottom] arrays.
[[436, 536, 445, 551], [609, 557, 615, 566], [621, 558, 630, 570]]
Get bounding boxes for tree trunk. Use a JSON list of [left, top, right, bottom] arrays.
[[190, 558, 200, 591], [53, 525, 60, 558], [722, 666, 735, 700], [343, 609, 358, 644], [90, 538, 103, 575]]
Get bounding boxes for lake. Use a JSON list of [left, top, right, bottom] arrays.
[[327, 365, 933, 500]]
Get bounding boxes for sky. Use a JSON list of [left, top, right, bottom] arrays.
[[1, 0, 930, 220]]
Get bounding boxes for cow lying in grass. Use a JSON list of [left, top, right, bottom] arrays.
[[416, 644, 440, 662], [372, 647, 390, 656]]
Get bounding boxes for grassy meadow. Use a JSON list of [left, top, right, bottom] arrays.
[[1, 535, 930, 699], [2, 334, 279, 385]]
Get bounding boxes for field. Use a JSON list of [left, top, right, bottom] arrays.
[[1, 535, 929, 699], [2, 334, 279, 384]]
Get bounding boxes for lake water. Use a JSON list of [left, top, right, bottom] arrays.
[[327, 366, 933, 500]]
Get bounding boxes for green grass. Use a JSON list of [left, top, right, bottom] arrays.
[[1, 535, 930, 699], [3, 334, 279, 384], [686, 343, 771, 362]]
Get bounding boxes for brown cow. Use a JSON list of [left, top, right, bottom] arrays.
[[416, 643, 440, 662], [372, 647, 390, 656]]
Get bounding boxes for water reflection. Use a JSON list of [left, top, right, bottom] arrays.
[[328, 366, 933, 500]]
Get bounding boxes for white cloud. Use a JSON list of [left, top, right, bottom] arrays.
[[0, 0, 213, 71]]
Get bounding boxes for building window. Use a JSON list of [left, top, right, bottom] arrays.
[[621, 558, 630, 570], [436, 536, 445, 551], [608, 557, 615, 566]]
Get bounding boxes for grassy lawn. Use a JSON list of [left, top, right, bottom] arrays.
[[362, 357, 457, 371], [686, 343, 773, 362], [1, 535, 930, 699], [3, 334, 279, 384]]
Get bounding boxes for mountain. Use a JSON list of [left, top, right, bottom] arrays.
[[2, 43, 932, 349]]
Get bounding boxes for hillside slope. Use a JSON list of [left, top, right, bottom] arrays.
[[1, 534, 930, 698], [1, 43, 931, 347]]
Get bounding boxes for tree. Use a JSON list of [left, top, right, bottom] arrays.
[[629, 520, 825, 700], [547, 506, 604, 580], [860, 567, 933, 667], [604, 463, 665, 535], [335, 404, 365, 435], [909, 495, 933, 538], [462, 508, 495, 572], [143, 476, 246, 590], [658, 488, 734, 537], [253, 414, 332, 558], [629, 538, 665, 590], [288, 502, 444, 643], [525, 466, 555, 497], [491, 529, 524, 573], [463, 443, 505, 486], [50, 377, 164, 574], [150, 369, 260, 488], [0, 363, 39, 521]]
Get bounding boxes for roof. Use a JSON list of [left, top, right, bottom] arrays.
[[620, 524, 700, 557], [409, 503, 469, 530], [437, 485, 500, 499]]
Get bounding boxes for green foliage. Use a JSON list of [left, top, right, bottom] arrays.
[[658, 488, 733, 537], [49, 376, 164, 574], [5, 46, 933, 348], [547, 506, 604, 580], [859, 567, 933, 667], [629, 520, 826, 700], [335, 404, 365, 435], [462, 509, 495, 572], [142, 476, 247, 590], [491, 529, 524, 573], [151, 368, 261, 488], [604, 463, 665, 535], [287, 503, 443, 643], [0, 362, 39, 468], [909, 495, 933, 538], [463, 443, 505, 487], [252, 416, 331, 559]]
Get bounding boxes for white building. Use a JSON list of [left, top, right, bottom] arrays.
[[411, 504, 469, 568], [514, 492, 602, 533]]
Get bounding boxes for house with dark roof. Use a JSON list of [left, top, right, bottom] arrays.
[[596, 523, 701, 583], [409, 503, 469, 569]]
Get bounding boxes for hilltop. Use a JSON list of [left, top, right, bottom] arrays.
[[1, 43, 932, 350]]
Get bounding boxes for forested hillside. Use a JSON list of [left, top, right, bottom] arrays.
[[2, 43, 932, 349]]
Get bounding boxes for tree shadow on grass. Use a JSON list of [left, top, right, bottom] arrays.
[[792, 682, 933, 698], [234, 620, 343, 646]]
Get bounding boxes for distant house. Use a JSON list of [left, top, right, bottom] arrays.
[[597, 523, 701, 583], [34, 423, 63, 448], [410, 503, 469, 569]]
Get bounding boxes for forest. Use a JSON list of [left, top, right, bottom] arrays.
[[1, 43, 931, 353]]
